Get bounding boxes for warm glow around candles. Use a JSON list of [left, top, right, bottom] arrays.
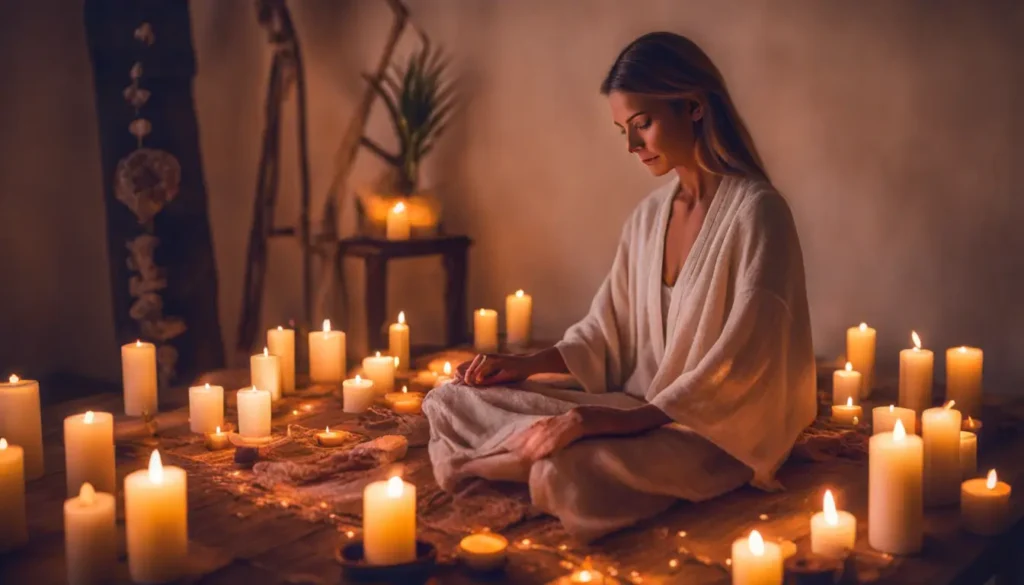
[[148, 450, 163, 484], [987, 469, 997, 490], [823, 490, 838, 525], [387, 475, 404, 498], [576, 570, 593, 583], [323, 319, 331, 333], [79, 481, 96, 505], [749, 529, 765, 556], [393, 201, 406, 214], [8, 374, 17, 383], [894, 418, 907, 441]]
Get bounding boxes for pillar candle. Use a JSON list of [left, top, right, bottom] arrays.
[[832, 362, 862, 406], [810, 490, 856, 558], [0, 374, 44, 480], [923, 401, 962, 507], [961, 469, 1011, 536], [872, 404, 916, 435], [731, 529, 782, 585], [474, 309, 499, 353], [386, 201, 411, 240], [846, 322, 876, 398], [0, 438, 27, 552], [250, 347, 281, 401], [204, 427, 230, 451], [392, 396, 423, 415], [831, 397, 862, 426], [899, 331, 934, 413], [121, 340, 158, 416], [945, 346, 983, 419], [188, 383, 224, 435], [505, 290, 533, 349], [868, 419, 923, 554], [309, 319, 346, 384], [363, 352, 396, 394], [267, 326, 296, 395], [64, 411, 115, 497], [389, 312, 410, 372], [959, 431, 977, 479], [237, 387, 272, 439], [342, 376, 375, 414], [385, 386, 424, 408], [64, 482, 116, 585], [363, 476, 416, 565], [125, 450, 188, 584]]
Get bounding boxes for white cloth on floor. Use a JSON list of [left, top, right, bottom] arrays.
[[423, 174, 816, 542]]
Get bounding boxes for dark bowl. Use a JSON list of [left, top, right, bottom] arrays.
[[335, 539, 437, 584]]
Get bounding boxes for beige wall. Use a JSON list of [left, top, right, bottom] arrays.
[[2, 1, 1023, 391]]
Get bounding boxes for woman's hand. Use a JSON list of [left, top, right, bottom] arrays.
[[455, 354, 536, 387], [507, 410, 586, 462]]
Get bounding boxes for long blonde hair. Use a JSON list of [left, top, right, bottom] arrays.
[[601, 32, 766, 179]]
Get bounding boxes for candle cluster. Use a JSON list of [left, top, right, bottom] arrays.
[[474, 290, 534, 352]]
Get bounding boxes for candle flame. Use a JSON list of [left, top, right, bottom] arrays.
[[893, 419, 907, 441], [136, 339, 142, 347], [375, 351, 381, 358], [394, 357, 400, 368], [911, 331, 921, 349], [748, 529, 765, 556], [398, 311, 405, 324], [844, 361, 853, 372], [79, 482, 96, 505], [846, 396, 853, 407], [823, 490, 838, 525], [0, 438, 6, 450], [444, 361, 452, 375], [325, 426, 330, 433], [277, 325, 283, 331], [393, 201, 406, 213], [944, 400, 956, 410], [148, 450, 164, 484], [84, 411, 95, 424], [263, 346, 269, 357], [479, 308, 486, 316], [515, 289, 525, 297], [386, 476, 404, 498], [215, 426, 222, 434], [859, 322, 867, 331], [355, 375, 362, 383], [967, 416, 975, 429], [852, 416, 859, 425], [959, 346, 968, 353], [402, 386, 408, 394], [987, 469, 998, 489], [205, 382, 210, 390], [889, 404, 895, 412], [8, 374, 18, 383], [575, 570, 593, 583], [323, 319, 331, 332]]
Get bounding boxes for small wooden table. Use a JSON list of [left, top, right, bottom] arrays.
[[337, 235, 472, 351]]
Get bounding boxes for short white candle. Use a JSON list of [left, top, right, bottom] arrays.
[[251, 347, 281, 401], [731, 529, 782, 585], [363, 476, 417, 565], [237, 387, 272, 439], [810, 490, 856, 557], [385, 386, 424, 407], [946, 346, 983, 419], [309, 319, 346, 384], [391, 396, 423, 415], [923, 401, 962, 507], [125, 450, 188, 584], [389, 311, 411, 372], [846, 322, 876, 398], [872, 404, 917, 435], [959, 431, 977, 479], [363, 351, 396, 394], [386, 201, 411, 240], [204, 426, 230, 451], [342, 376, 375, 414], [267, 326, 296, 395], [0, 374, 44, 480], [831, 397, 863, 426], [188, 383, 224, 434], [316, 426, 349, 447], [961, 469, 1011, 536], [833, 362, 862, 406], [899, 331, 933, 413], [64, 482, 116, 585], [0, 438, 27, 552], [121, 340, 158, 416], [459, 531, 508, 572], [64, 411, 116, 497], [505, 290, 533, 349], [474, 308, 499, 353], [869, 419, 923, 554]]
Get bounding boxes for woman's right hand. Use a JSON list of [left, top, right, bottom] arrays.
[[455, 353, 536, 387]]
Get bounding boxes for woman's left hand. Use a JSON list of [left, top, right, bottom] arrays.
[[507, 410, 587, 462]]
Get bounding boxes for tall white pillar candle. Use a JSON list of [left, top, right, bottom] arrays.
[[0, 438, 27, 552], [810, 490, 857, 558], [309, 319, 346, 384], [0, 374, 44, 480], [363, 476, 417, 565], [923, 401, 962, 507], [474, 309, 499, 353], [237, 387, 272, 439], [389, 312, 410, 372], [846, 322, 876, 398], [125, 450, 188, 584], [64, 411, 116, 497], [872, 404, 916, 435], [869, 420, 923, 554], [250, 347, 281, 401], [959, 431, 977, 479], [188, 383, 224, 435], [945, 346, 983, 419], [961, 469, 1011, 536], [505, 290, 533, 349], [122, 340, 158, 416], [731, 529, 782, 585], [64, 482, 116, 585], [267, 326, 296, 395], [362, 352, 396, 394], [342, 376, 375, 414], [899, 331, 933, 413], [386, 201, 411, 240], [832, 362, 862, 406]]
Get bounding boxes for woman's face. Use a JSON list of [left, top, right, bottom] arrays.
[[608, 91, 701, 176]]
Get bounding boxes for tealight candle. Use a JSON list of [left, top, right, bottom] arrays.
[[810, 490, 856, 557], [121, 340, 158, 416], [188, 382, 224, 434], [946, 346, 983, 419], [959, 431, 977, 479], [872, 404, 917, 435], [267, 326, 296, 395], [963, 416, 983, 433], [237, 387, 272, 439], [0, 374, 44, 479], [831, 397, 862, 426], [832, 362, 862, 406], [362, 351, 396, 394], [459, 531, 508, 572], [846, 322, 876, 398], [309, 319, 346, 384], [505, 290, 533, 349], [63, 411, 116, 496], [923, 400, 962, 507], [0, 438, 27, 552], [204, 426, 230, 451], [64, 482, 116, 585], [899, 331, 933, 413], [869, 419, 923, 554], [125, 450, 187, 584], [363, 476, 416, 565], [474, 308, 499, 353], [731, 529, 782, 585], [385, 386, 424, 407], [434, 361, 454, 388], [342, 375, 375, 414], [392, 396, 423, 415], [570, 568, 605, 584], [316, 426, 349, 447], [386, 201, 411, 240], [961, 469, 1011, 536], [251, 347, 281, 401]]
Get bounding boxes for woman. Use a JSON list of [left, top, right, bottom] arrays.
[[423, 31, 816, 542]]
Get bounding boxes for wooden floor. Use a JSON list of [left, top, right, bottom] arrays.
[[2, 368, 1024, 585]]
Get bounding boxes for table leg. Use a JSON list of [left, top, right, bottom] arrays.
[[365, 256, 388, 352], [443, 248, 469, 347]]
